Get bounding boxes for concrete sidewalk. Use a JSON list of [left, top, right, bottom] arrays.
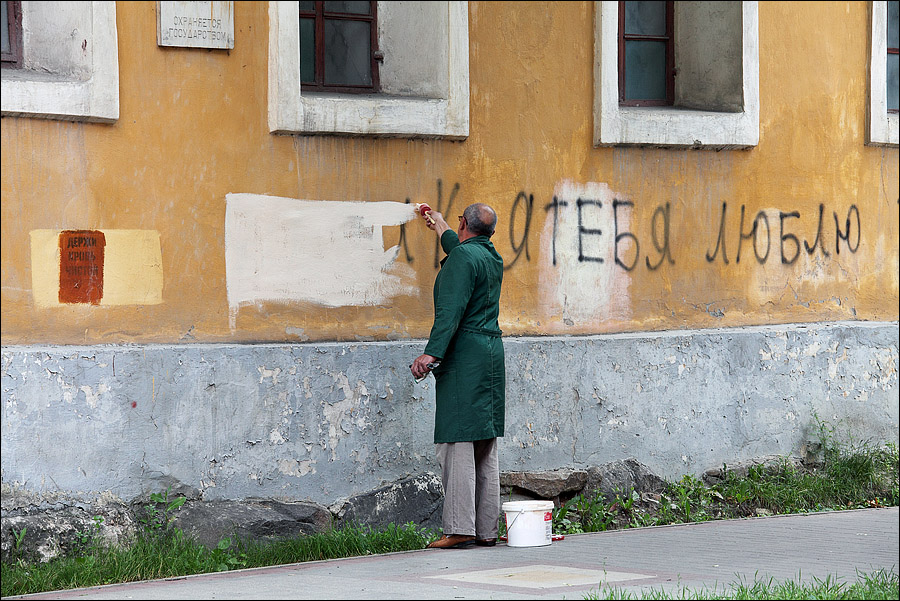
[[11, 507, 898, 600]]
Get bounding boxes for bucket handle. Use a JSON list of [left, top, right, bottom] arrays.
[[506, 509, 525, 532]]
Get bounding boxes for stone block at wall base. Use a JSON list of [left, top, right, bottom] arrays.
[[500, 468, 588, 499], [583, 458, 669, 502], [334, 473, 444, 532], [169, 499, 333, 549], [0, 474, 442, 564], [0, 505, 137, 564]]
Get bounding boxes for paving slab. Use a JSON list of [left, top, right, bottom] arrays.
[[9, 507, 898, 600]]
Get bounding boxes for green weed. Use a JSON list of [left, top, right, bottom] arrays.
[[140, 486, 187, 532], [583, 568, 899, 600]]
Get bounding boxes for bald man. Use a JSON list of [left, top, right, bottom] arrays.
[[411, 202, 506, 549]]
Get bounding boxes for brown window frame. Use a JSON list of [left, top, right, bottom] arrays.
[[618, 1, 674, 107], [2, 0, 23, 68], [889, 1, 898, 113], [299, 1, 380, 94]]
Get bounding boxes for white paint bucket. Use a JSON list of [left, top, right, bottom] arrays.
[[502, 500, 554, 547]]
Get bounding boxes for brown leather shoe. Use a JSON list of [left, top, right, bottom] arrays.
[[474, 538, 497, 547], [426, 534, 476, 549]]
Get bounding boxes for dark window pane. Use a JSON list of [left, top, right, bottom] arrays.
[[300, 18, 315, 83], [1, 1, 10, 55], [888, 53, 899, 111], [323, 19, 371, 86], [888, 1, 898, 48], [625, 40, 667, 100], [299, 1, 315, 12], [324, 1, 370, 15], [624, 1, 667, 36]]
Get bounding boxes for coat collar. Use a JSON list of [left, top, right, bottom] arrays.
[[460, 235, 493, 246]]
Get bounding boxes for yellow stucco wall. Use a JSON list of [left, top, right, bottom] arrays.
[[1, 1, 897, 345]]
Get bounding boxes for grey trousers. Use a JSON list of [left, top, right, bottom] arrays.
[[435, 438, 500, 539]]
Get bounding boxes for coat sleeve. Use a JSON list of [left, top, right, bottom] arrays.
[[423, 244, 475, 360], [440, 230, 460, 254]]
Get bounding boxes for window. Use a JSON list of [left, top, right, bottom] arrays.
[[594, 1, 759, 148], [269, 1, 469, 139], [887, 0, 898, 113], [0, 1, 119, 123], [1, 0, 22, 68], [868, 0, 899, 145], [299, 1, 379, 93], [619, 1, 673, 106]]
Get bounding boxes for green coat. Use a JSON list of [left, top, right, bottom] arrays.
[[424, 231, 505, 443]]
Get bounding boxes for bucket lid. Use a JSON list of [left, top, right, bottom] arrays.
[[502, 500, 554, 511]]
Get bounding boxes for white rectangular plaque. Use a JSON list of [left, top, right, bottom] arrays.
[[157, 1, 234, 49]]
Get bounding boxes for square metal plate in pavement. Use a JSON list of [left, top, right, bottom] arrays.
[[425, 564, 654, 589]]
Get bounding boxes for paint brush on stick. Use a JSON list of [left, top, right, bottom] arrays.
[[415, 203, 436, 226], [410, 361, 441, 384]]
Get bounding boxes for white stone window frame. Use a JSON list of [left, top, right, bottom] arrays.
[[0, 1, 119, 123], [268, 0, 469, 139], [593, 0, 759, 149], [867, 1, 898, 146]]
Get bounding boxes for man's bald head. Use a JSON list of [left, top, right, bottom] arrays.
[[463, 203, 498, 237]]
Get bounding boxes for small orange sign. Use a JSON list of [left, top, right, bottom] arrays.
[[59, 230, 105, 304]]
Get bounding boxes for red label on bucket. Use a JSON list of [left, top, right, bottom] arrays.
[[544, 511, 552, 521]]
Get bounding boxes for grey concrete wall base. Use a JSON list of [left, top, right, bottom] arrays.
[[2, 321, 898, 512]]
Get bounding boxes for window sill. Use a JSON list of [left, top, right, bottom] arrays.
[[272, 94, 466, 139], [595, 105, 760, 149]]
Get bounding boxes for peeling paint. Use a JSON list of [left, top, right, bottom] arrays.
[[1, 323, 895, 506], [80, 385, 99, 409], [278, 459, 316, 477], [258, 366, 281, 385]]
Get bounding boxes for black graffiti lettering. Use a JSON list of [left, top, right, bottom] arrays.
[[803, 203, 830, 258], [399, 181, 864, 273], [736, 206, 770, 264], [612, 199, 639, 271], [753, 211, 770, 264], [780, 211, 801, 265], [645, 202, 674, 270], [397, 198, 414, 263], [736, 205, 753, 264], [705, 202, 729, 264], [543, 196, 568, 266], [433, 179, 460, 269], [834, 204, 860, 254], [576, 198, 604, 263], [505, 192, 533, 271]]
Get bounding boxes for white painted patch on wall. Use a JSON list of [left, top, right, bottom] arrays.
[[225, 194, 418, 325], [538, 181, 632, 326]]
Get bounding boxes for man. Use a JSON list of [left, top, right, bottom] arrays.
[[411, 203, 506, 550]]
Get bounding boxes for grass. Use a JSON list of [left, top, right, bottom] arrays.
[[0, 522, 433, 597], [3, 420, 897, 598], [548, 421, 898, 536], [584, 568, 899, 600]]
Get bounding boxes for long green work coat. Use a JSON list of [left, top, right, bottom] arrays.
[[424, 230, 505, 444]]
